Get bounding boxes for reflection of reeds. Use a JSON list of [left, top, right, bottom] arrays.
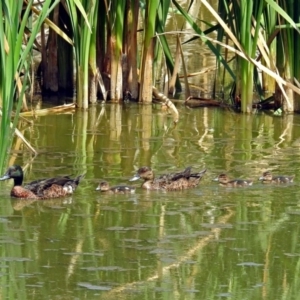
[[104, 207, 234, 297], [7, 104, 76, 162], [0, 109, 37, 157], [14, 128, 37, 155]]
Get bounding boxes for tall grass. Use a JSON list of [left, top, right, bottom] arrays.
[[65, 0, 93, 109], [275, 0, 300, 111], [109, 0, 126, 101], [125, 0, 140, 100], [239, 1, 263, 113], [0, 0, 59, 171], [1, 0, 300, 149], [139, 0, 160, 102], [198, 0, 300, 113]]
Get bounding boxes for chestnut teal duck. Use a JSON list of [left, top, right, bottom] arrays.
[[129, 166, 206, 191], [0, 165, 84, 199]]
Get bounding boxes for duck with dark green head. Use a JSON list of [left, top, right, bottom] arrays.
[[0, 165, 84, 199]]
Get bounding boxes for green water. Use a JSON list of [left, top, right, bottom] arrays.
[[1, 104, 300, 299]]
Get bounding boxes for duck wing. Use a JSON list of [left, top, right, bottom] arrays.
[[24, 176, 71, 194], [38, 173, 85, 194], [169, 167, 192, 181], [157, 167, 192, 183]]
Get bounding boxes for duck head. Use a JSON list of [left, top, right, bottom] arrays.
[[96, 181, 110, 191], [0, 165, 24, 186], [130, 167, 154, 181]]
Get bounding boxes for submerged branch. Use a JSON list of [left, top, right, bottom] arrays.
[[185, 96, 225, 107], [152, 86, 179, 123]]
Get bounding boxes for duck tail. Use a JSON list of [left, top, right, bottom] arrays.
[[75, 173, 85, 185], [191, 169, 207, 178], [170, 167, 192, 181]]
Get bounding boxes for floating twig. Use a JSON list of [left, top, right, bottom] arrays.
[[20, 103, 76, 117]]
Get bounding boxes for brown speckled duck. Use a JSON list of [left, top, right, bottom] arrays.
[[259, 171, 294, 184], [213, 173, 253, 187], [129, 166, 206, 191], [0, 165, 84, 199], [96, 180, 135, 194]]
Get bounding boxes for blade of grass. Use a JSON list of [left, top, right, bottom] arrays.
[[0, 0, 56, 170]]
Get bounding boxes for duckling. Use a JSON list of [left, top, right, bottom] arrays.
[[213, 173, 253, 187], [259, 171, 294, 184], [96, 180, 135, 194]]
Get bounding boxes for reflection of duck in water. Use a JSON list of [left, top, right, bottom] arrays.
[[0, 165, 84, 199], [213, 173, 253, 187], [129, 166, 206, 191], [259, 171, 294, 184], [96, 180, 136, 194]]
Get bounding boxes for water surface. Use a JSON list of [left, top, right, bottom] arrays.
[[1, 104, 300, 299]]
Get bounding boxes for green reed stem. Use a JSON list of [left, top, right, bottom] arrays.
[[0, 0, 58, 171]]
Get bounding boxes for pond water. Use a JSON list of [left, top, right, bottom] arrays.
[[1, 103, 300, 299]]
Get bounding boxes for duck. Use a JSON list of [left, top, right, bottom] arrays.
[[0, 165, 84, 199], [213, 173, 253, 187], [96, 180, 135, 194], [129, 166, 206, 191], [259, 171, 294, 184]]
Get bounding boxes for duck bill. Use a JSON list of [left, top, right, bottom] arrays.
[[258, 177, 264, 181], [212, 177, 219, 182], [129, 174, 140, 182], [95, 186, 101, 191], [0, 174, 10, 181]]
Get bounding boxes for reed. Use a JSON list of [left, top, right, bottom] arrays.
[[199, 0, 300, 113], [124, 0, 140, 100], [0, 0, 57, 171], [2, 0, 300, 123], [109, 0, 126, 101], [65, 0, 93, 109], [139, 0, 160, 102], [275, 0, 300, 112]]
